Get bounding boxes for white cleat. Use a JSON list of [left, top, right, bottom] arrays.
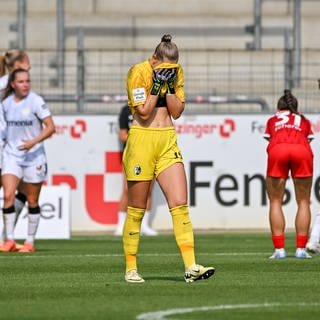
[[141, 226, 158, 236], [269, 248, 287, 259], [184, 264, 215, 283], [125, 270, 145, 283], [306, 241, 320, 254], [295, 248, 312, 259]]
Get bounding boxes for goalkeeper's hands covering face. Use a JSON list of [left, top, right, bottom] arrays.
[[151, 63, 179, 96], [150, 68, 177, 95]]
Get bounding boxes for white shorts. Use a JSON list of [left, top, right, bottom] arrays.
[[2, 159, 48, 183]]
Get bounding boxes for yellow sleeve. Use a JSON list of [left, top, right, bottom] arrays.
[[126, 66, 145, 111], [175, 65, 185, 103]]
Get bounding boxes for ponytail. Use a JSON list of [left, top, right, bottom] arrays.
[[0, 55, 5, 77], [277, 89, 305, 119], [154, 34, 179, 62]]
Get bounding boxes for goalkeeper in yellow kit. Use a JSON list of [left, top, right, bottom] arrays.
[[123, 34, 215, 283]]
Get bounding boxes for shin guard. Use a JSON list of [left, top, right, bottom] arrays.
[[170, 205, 195, 268], [123, 206, 145, 272]]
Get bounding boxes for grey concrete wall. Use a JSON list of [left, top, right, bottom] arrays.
[[1, 0, 319, 50]]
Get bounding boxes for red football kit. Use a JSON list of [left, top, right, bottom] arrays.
[[264, 110, 314, 178]]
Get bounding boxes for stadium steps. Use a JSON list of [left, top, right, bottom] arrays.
[[0, 0, 320, 113]]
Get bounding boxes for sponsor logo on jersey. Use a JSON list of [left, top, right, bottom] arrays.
[[132, 88, 146, 103], [7, 120, 32, 126], [21, 107, 31, 116]]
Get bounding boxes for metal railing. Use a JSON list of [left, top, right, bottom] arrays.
[[16, 48, 319, 115], [8, 0, 319, 114], [53, 0, 302, 91]]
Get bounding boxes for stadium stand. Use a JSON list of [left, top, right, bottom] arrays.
[[0, 0, 319, 113]]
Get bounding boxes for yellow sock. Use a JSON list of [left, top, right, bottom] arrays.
[[170, 205, 195, 268], [123, 206, 145, 273]]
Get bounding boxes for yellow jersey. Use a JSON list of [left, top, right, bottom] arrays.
[[126, 60, 185, 115]]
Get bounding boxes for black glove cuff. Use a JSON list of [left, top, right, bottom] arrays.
[[167, 82, 175, 94], [151, 82, 162, 95]]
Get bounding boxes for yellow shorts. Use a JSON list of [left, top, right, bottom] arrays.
[[123, 126, 183, 181]]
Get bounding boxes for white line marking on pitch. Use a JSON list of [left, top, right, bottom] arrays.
[[0, 252, 269, 259], [136, 302, 320, 320]]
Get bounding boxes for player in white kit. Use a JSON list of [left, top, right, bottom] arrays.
[[0, 68, 55, 252], [0, 50, 31, 246]]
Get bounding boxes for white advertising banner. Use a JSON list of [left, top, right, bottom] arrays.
[[0, 186, 71, 239], [43, 114, 320, 232]]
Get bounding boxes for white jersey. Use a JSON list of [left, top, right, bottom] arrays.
[[1, 91, 51, 166], [0, 75, 9, 168]]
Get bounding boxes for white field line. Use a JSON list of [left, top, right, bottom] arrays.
[[136, 302, 320, 320], [0, 252, 269, 259]]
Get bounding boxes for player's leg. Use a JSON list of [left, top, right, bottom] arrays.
[[1, 180, 27, 247], [12, 182, 28, 250], [18, 181, 43, 252], [0, 173, 3, 245], [123, 180, 151, 283], [157, 163, 214, 282], [0, 173, 21, 252], [121, 126, 156, 281], [18, 164, 47, 253], [15, 181, 28, 221], [306, 209, 320, 253], [19, 182, 42, 252], [291, 146, 313, 258], [293, 177, 313, 258], [266, 176, 287, 258]]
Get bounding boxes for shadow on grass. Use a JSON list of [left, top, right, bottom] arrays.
[[144, 275, 182, 282]]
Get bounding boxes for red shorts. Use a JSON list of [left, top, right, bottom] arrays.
[[267, 143, 313, 178]]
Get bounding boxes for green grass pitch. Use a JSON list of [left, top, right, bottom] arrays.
[[0, 233, 319, 320]]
